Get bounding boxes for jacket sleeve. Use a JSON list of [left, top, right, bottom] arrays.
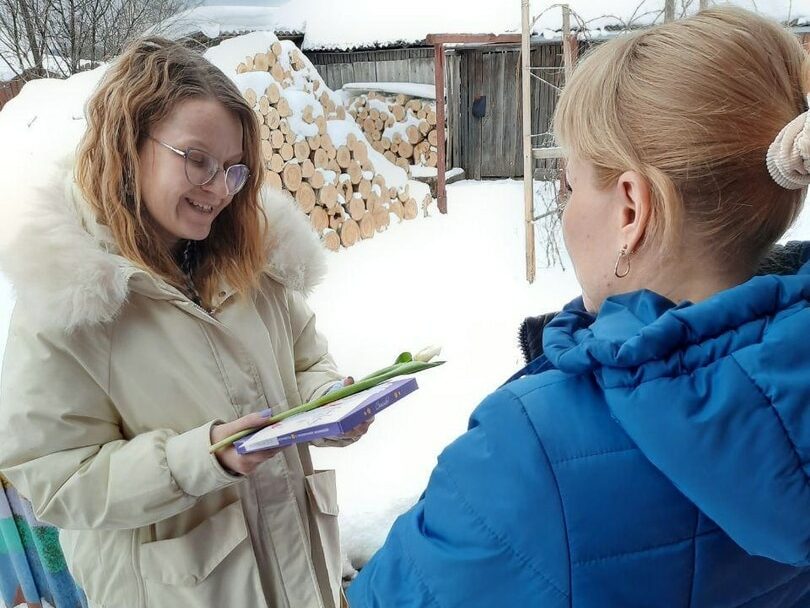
[[347, 388, 570, 607], [0, 310, 241, 531], [286, 289, 343, 403]]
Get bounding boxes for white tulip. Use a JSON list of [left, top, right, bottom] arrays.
[[414, 345, 442, 363]]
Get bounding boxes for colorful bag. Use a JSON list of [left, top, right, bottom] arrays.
[[0, 476, 86, 608]]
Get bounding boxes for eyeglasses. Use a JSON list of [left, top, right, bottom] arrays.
[[149, 137, 250, 196]]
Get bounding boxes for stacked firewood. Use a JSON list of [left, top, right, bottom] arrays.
[[235, 43, 432, 251], [348, 92, 439, 174]]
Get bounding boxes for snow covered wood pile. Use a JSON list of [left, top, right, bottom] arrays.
[[205, 33, 434, 251], [348, 91, 439, 173]]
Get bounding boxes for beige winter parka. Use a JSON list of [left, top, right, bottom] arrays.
[[0, 159, 348, 608]]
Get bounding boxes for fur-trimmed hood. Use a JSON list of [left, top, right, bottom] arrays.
[[0, 154, 327, 331]]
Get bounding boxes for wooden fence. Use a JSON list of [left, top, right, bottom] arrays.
[[306, 47, 435, 90]]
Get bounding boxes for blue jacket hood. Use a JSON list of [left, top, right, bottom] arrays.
[[542, 261, 810, 565]]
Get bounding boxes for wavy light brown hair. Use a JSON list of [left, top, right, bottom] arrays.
[[75, 36, 267, 308], [554, 6, 810, 270]]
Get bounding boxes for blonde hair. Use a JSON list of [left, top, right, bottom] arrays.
[[554, 6, 810, 269], [75, 37, 267, 308]]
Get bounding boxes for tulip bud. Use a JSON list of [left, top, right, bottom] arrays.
[[414, 345, 442, 363]]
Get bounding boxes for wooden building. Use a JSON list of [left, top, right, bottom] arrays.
[[306, 39, 570, 180]]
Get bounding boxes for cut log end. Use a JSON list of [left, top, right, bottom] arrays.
[[359, 213, 376, 239], [403, 197, 419, 220], [321, 228, 340, 252], [282, 163, 303, 192], [339, 219, 361, 247], [264, 171, 283, 191]]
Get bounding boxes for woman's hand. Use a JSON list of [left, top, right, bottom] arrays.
[[317, 376, 375, 445], [341, 417, 374, 441], [211, 411, 281, 476], [336, 376, 375, 441]]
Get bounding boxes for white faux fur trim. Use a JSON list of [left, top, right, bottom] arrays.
[[0, 159, 326, 331], [261, 186, 327, 295]]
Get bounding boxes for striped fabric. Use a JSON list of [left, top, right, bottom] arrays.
[[0, 476, 86, 608]]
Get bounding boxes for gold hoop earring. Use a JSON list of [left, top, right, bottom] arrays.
[[614, 244, 631, 278]]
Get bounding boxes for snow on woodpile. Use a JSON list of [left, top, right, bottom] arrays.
[[347, 91, 439, 174], [205, 33, 434, 252], [342, 82, 435, 100]]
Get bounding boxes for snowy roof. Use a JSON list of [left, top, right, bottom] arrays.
[[273, 0, 810, 50], [147, 5, 286, 40], [273, 0, 519, 50], [141, 0, 810, 51]]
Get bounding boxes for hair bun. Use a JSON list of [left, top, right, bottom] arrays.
[[766, 95, 810, 190]]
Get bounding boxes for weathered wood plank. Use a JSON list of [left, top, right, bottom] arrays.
[[474, 50, 484, 180], [480, 50, 497, 177], [447, 53, 461, 168], [532, 147, 564, 159], [466, 51, 477, 179], [502, 50, 518, 177]]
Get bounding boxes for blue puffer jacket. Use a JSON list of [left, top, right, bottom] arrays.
[[348, 258, 810, 607]]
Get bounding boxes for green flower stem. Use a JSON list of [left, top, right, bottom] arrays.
[[209, 359, 444, 453], [357, 352, 415, 383], [358, 364, 403, 383]]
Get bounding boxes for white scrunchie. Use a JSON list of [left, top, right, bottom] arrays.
[[766, 94, 810, 190]]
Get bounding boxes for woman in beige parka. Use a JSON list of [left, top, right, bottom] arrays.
[[0, 37, 369, 608]]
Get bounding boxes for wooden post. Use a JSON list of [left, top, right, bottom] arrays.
[[665, 0, 675, 22], [521, 0, 535, 283], [434, 43, 448, 214], [558, 6, 575, 246], [562, 5, 575, 82], [698, 0, 708, 8]]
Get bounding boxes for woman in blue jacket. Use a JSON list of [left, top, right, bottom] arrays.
[[348, 7, 810, 607]]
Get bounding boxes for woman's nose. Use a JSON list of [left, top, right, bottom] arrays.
[[201, 169, 229, 198]]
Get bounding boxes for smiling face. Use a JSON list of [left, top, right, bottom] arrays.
[[137, 97, 244, 249]]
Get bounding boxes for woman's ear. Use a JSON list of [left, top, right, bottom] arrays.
[[614, 170, 652, 253]]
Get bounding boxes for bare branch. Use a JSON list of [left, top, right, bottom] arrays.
[[0, 0, 190, 81]]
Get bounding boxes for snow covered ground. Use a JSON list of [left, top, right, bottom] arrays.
[[308, 178, 581, 570]]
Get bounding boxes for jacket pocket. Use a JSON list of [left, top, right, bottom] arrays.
[[138, 500, 265, 606], [306, 469, 339, 516], [139, 499, 248, 586], [305, 470, 342, 607]]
